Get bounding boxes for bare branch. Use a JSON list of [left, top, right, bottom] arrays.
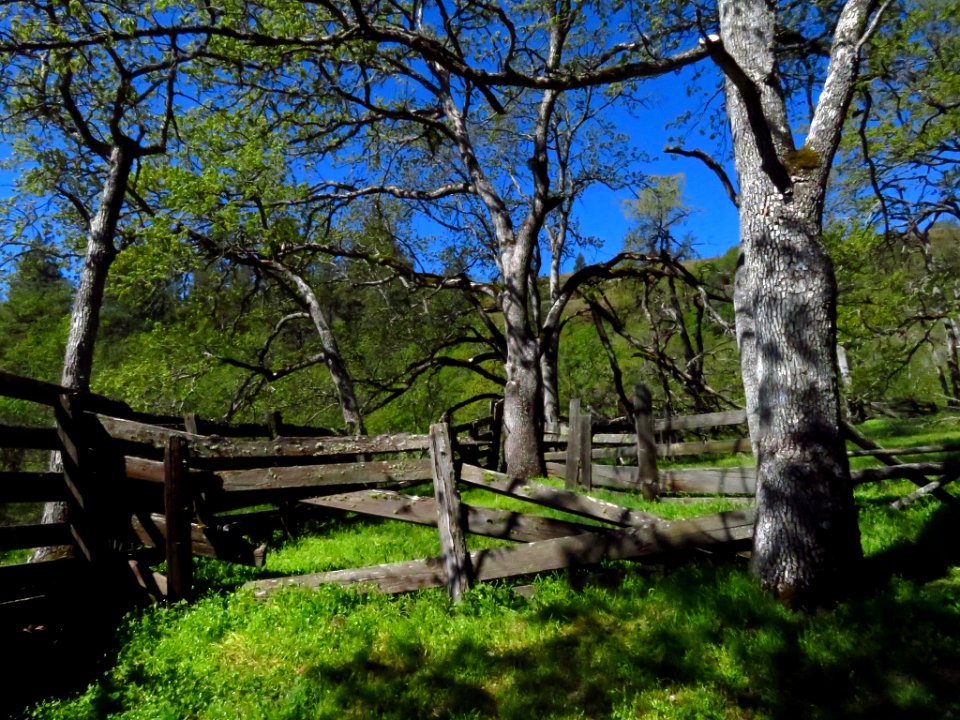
[[664, 145, 739, 208]]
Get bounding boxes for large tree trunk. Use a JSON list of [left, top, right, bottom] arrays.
[[718, 0, 869, 605], [501, 242, 546, 479], [33, 146, 133, 562]]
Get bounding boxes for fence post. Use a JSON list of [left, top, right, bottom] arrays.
[[565, 398, 581, 490], [579, 410, 593, 491], [633, 384, 659, 500], [164, 436, 193, 602], [429, 422, 471, 602], [54, 394, 108, 565]]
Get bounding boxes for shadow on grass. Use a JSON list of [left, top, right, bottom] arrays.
[[257, 558, 960, 720], [13, 509, 960, 720]]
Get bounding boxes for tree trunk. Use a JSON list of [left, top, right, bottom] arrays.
[[541, 233, 564, 430], [540, 325, 561, 432], [718, 0, 869, 606], [501, 242, 546, 479], [33, 146, 132, 562], [277, 266, 366, 435], [738, 192, 862, 607]]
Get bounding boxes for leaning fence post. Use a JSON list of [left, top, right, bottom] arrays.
[[164, 436, 193, 602], [633, 384, 659, 500], [54, 393, 106, 565], [429, 422, 471, 602]]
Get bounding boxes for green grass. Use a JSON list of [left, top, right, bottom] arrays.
[[16, 415, 960, 720]]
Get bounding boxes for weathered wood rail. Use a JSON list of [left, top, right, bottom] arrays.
[[3, 369, 957, 620]]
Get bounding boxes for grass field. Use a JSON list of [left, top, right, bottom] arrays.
[[15, 416, 960, 720]]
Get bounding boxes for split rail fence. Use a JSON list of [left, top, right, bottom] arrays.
[[2, 371, 958, 623]]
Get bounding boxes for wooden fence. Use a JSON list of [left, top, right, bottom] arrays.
[[2, 370, 957, 625]]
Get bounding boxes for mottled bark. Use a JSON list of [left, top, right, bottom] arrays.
[[500, 240, 546, 479], [716, 0, 877, 605]]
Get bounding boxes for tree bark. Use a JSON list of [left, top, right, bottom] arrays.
[[33, 146, 133, 561], [269, 264, 366, 435], [500, 240, 546, 479], [716, 0, 874, 606]]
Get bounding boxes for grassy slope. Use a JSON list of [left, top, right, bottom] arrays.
[[22, 417, 960, 720]]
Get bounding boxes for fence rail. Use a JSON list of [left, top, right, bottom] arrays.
[[2, 371, 957, 630]]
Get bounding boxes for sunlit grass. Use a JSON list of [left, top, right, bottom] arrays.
[[17, 413, 960, 720]]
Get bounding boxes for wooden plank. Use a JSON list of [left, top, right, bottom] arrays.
[[0, 558, 80, 603], [847, 442, 960, 458], [216, 458, 433, 492], [461, 464, 660, 527], [654, 409, 747, 433], [302, 490, 595, 542], [128, 558, 168, 604], [130, 514, 267, 567], [95, 415, 431, 458], [0, 370, 75, 406], [430, 423, 471, 601], [164, 437, 192, 602], [659, 437, 753, 457], [608, 465, 756, 495], [0, 472, 65, 502], [244, 509, 756, 597], [0, 522, 72, 551], [591, 411, 749, 445], [842, 421, 959, 508], [54, 394, 108, 564], [0, 370, 131, 416], [851, 461, 960, 484], [548, 463, 758, 496], [546, 437, 755, 462], [891, 471, 960, 510], [0, 425, 59, 450]]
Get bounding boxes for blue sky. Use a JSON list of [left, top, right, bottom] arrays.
[[0, 64, 742, 278], [572, 70, 741, 264]]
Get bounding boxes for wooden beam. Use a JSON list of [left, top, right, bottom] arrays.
[[130, 514, 267, 567], [851, 461, 960, 484], [460, 464, 660, 527], [164, 436, 192, 602], [301, 490, 595, 542], [0, 425, 59, 450], [843, 421, 959, 508], [215, 459, 433, 492], [847, 442, 960, 458], [244, 509, 756, 597], [546, 463, 757, 496], [96, 414, 432, 458], [891, 472, 960, 510], [0, 522, 73, 552], [0, 558, 80, 603], [0, 472, 66, 502]]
